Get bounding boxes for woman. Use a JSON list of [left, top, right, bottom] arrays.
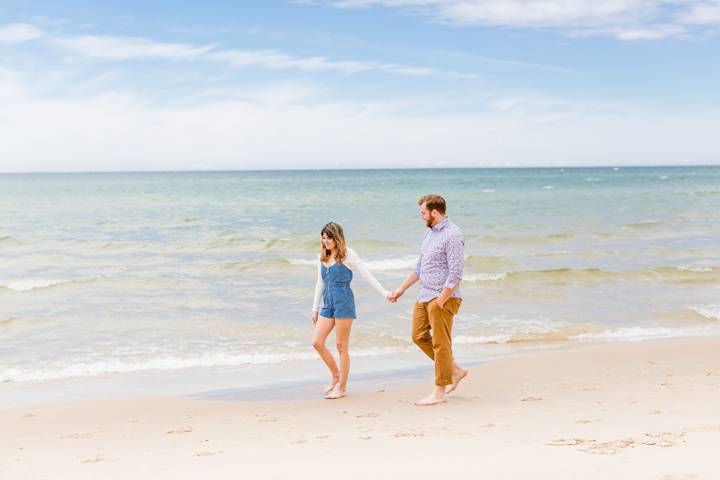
[[311, 222, 390, 399]]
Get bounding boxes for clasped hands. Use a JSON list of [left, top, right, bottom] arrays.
[[385, 289, 403, 303]]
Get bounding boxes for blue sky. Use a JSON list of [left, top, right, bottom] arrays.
[[1, 0, 718, 172]]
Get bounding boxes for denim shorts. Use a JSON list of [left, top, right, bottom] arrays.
[[320, 286, 356, 319]]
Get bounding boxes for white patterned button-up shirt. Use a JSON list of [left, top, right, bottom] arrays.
[[412, 218, 464, 302]]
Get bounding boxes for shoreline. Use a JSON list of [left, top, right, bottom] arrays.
[[0, 334, 714, 408], [2, 336, 719, 479]]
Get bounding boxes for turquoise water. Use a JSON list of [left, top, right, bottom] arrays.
[[1, 167, 719, 384]]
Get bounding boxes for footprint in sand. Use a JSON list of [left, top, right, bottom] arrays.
[[166, 426, 193, 434], [580, 439, 636, 455], [194, 451, 221, 457], [651, 410, 664, 415], [575, 420, 592, 424], [62, 432, 100, 439], [547, 438, 635, 455], [660, 475, 700, 480], [640, 431, 686, 447], [358, 435, 373, 440], [81, 453, 104, 464], [22, 414, 37, 419], [521, 396, 543, 402], [548, 431, 686, 454], [394, 431, 424, 438], [255, 414, 279, 423], [356, 412, 380, 418], [290, 437, 307, 444]]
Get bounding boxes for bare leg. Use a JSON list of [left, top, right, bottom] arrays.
[[312, 316, 339, 393], [326, 317, 352, 399], [445, 362, 469, 394]]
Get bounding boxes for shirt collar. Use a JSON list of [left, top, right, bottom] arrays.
[[431, 217, 449, 232]]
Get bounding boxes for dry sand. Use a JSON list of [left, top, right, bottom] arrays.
[[2, 337, 719, 479]]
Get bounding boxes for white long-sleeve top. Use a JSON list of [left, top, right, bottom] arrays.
[[312, 247, 389, 312]]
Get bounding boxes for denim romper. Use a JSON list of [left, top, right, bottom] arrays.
[[319, 262, 357, 319]]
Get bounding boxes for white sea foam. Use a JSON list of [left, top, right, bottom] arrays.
[[677, 265, 713, 272], [363, 256, 417, 271], [464, 272, 507, 282], [454, 334, 512, 344], [0, 346, 411, 383], [454, 316, 574, 344], [454, 315, 720, 346], [543, 185, 555, 189], [570, 325, 720, 342], [288, 255, 416, 271], [288, 258, 317, 267], [690, 305, 720, 321], [1, 279, 68, 291]]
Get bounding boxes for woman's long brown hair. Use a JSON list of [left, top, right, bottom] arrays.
[[320, 222, 347, 264]]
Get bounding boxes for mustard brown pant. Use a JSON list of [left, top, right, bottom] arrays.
[[412, 297, 462, 386]]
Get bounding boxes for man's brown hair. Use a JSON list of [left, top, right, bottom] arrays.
[[418, 194, 446, 214]]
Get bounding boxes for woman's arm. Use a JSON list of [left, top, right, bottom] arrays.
[[346, 248, 389, 297]]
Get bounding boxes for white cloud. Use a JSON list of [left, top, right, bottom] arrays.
[[44, 31, 474, 77], [53, 35, 213, 60], [677, 2, 720, 25], [0, 70, 717, 172], [309, 0, 720, 40], [209, 48, 474, 77], [0, 23, 45, 43]]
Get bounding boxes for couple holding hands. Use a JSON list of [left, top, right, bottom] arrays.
[[311, 194, 468, 405]]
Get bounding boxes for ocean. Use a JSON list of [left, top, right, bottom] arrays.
[[1, 167, 719, 392]]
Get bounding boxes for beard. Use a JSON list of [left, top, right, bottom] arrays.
[[425, 217, 433, 228]]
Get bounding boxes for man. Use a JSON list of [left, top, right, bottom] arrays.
[[389, 194, 468, 406]]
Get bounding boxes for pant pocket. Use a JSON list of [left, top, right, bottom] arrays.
[[442, 298, 461, 316]]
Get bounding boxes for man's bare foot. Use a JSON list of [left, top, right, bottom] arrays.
[[323, 375, 340, 394], [415, 388, 447, 406], [445, 367, 468, 394], [324, 385, 347, 399]]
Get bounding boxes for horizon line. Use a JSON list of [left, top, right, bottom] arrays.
[[1, 163, 718, 175]]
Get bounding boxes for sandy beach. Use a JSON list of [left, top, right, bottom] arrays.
[[2, 336, 719, 480]]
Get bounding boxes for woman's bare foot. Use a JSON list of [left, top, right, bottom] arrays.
[[445, 367, 468, 394], [415, 387, 447, 406], [324, 385, 347, 399], [323, 375, 340, 394]]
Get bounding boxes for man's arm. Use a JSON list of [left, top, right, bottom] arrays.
[[435, 285, 457, 308], [389, 271, 418, 302], [437, 233, 464, 308]]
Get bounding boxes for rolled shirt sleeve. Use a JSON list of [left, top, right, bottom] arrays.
[[413, 254, 421, 277], [442, 232, 464, 290]]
